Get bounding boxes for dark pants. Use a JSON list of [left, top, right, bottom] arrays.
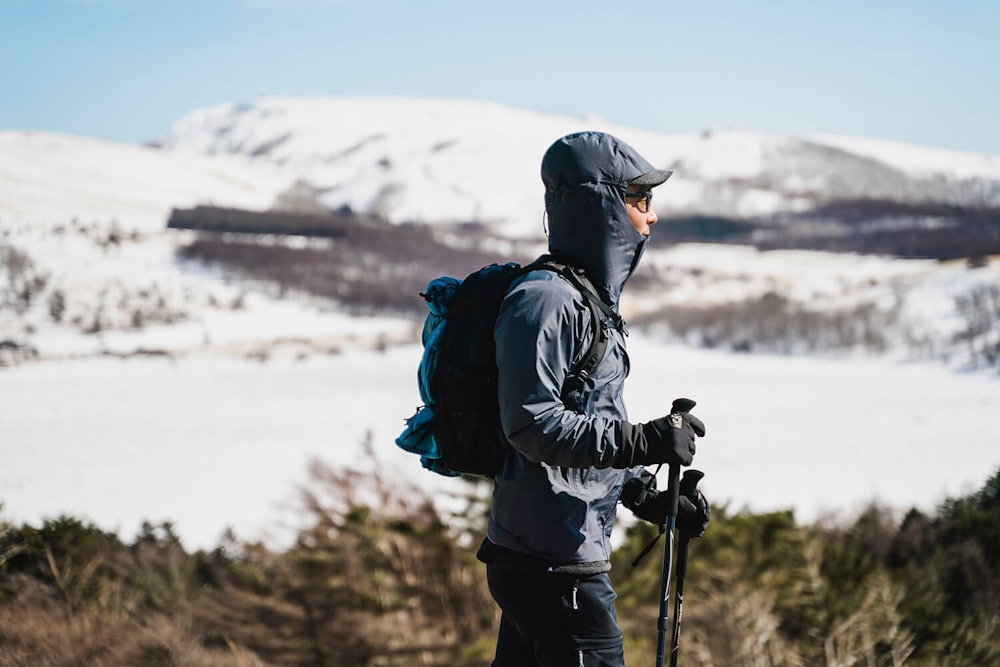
[[486, 565, 624, 666]]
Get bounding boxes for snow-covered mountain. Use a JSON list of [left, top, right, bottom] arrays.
[[158, 96, 1000, 238], [4, 95, 999, 240], [2, 95, 999, 369], [0, 130, 295, 232]]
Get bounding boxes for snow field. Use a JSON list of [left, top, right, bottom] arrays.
[[1, 339, 996, 551]]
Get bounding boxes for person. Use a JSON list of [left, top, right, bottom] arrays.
[[476, 131, 711, 666]]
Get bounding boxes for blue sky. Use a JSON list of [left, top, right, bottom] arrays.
[[2, 0, 998, 153]]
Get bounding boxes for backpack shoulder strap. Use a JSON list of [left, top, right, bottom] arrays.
[[519, 254, 623, 393], [523, 255, 625, 329]]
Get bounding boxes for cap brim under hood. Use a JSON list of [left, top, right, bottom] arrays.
[[629, 169, 673, 188]]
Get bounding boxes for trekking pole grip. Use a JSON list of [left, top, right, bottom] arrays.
[[679, 469, 704, 498]]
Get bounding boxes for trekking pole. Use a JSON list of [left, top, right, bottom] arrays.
[[669, 469, 705, 667], [655, 462, 681, 667]]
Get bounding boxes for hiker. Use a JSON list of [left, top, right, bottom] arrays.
[[476, 131, 711, 666]]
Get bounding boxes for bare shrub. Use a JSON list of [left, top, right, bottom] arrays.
[[954, 282, 1000, 370], [0, 339, 39, 367], [633, 292, 896, 355], [69, 282, 188, 335], [0, 518, 245, 667], [47, 289, 66, 323], [1, 244, 49, 315], [196, 445, 497, 666], [0, 600, 248, 667]]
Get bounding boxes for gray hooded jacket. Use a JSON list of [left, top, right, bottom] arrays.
[[486, 132, 660, 571]]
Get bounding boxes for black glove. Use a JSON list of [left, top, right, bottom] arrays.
[[622, 475, 710, 539], [618, 397, 705, 467], [620, 471, 657, 512]]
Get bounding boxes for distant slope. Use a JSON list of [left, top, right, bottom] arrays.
[[4, 98, 999, 252], [158, 96, 1000, 248], [0, 130, 293, 231]]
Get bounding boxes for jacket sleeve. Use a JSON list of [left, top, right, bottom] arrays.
[[495, 273, 645, 469]]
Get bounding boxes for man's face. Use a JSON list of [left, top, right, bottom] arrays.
[[625, 187, 658, 236]]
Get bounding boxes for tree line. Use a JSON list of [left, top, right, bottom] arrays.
[[2, 449, 998, 666]]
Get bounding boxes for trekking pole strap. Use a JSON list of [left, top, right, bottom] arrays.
[[631, 526, 664, 568], [631, 462, 665, 568]]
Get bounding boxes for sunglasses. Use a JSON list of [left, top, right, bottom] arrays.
[[625, 190, 653, 213]]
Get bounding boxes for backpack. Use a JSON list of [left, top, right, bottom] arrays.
[[395, 254, 622, 478]]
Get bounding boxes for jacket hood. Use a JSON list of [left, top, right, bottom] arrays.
[[541, 131, 655, 308]]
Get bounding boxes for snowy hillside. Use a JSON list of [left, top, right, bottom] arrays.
[[0, 130, 413, 363], [159, 96, 1000, 238], [2, 99, 1000, 367], [0, 131, 293, 232]]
